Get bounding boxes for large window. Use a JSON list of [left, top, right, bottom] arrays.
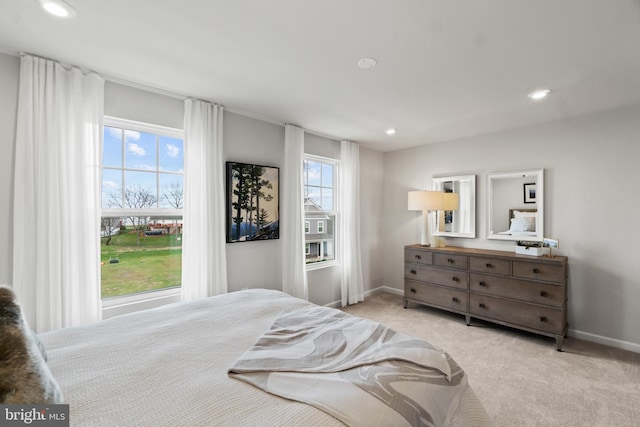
[[101, 117, 184, 299], [303, 155, 337, 267]]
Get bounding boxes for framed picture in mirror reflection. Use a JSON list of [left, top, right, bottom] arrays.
[[523, 182, 536, 204]]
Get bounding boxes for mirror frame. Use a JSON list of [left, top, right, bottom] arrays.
[[432, 174, 476, 239], [487, 169, 544, 241]]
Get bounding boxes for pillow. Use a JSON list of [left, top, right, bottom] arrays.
[[513, 210, 536, 218], [0, 285, 63, 404], [509, 218, 528, 232], [523, 216, 536, 232]]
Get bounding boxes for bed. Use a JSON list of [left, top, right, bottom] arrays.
[[497, 208, 537, 236], [39, 289, 492, 426]]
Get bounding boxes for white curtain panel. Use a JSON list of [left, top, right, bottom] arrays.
[[339, 140, 364, 307], [282, 125, 308, 300], [13, 54, 104, 333], [181, 99, 228, 300]]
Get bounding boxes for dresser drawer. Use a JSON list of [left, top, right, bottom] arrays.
[[469, 294, 566, 335], [469, 257, 510, 275], [433, 253, 468, 269], [470, 273, 565, 308], [513, 261, 565, 283], [404, 264, 468, 290], [405, 280, 468, 312], [404, 249, 433, 265]]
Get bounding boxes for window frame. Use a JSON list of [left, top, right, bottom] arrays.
[[101, 116, 184, 302], [303, 154, 339, 271]]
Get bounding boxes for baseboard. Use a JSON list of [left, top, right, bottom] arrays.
[[376, 286, 404, 297], [568, 329, 640, 354], [324, 286, 404, 308], [338, 287, 640, 354]]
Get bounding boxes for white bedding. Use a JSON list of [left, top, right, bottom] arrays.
[[39, 289, 491, 426]]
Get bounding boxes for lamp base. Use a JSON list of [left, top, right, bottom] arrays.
[[430, 236, 445, 248]]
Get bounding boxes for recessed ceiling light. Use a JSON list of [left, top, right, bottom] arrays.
[[358, 58, 377, 69], [385, 128, 397, 135], [37, 0, 76, 18], [528, 89, 551, 100]]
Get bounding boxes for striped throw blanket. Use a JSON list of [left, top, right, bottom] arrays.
[[229, 306, 469, 427]]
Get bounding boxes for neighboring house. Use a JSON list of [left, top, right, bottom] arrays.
[[304, 198, 334, 263]]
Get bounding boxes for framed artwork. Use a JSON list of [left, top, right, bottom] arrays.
[[226, 162, 279, 243], [523, 182, 536, 204]]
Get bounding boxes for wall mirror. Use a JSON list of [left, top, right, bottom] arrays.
[[487, 169, 544, 241], [432, 174, 476, 238]]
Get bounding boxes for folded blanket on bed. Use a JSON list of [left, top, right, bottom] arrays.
[[229, 306, 469, 427]]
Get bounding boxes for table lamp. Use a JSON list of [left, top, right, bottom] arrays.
[[407, 190, 445, 246]]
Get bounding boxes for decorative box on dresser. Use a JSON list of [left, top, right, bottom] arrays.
[[404, 244, 569, 350]]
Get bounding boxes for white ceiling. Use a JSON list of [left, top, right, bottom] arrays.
[[1, 0, 640, 151]]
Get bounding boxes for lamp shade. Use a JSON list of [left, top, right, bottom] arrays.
[[443, 192, 460, 210], [407, 190, 445, 211]]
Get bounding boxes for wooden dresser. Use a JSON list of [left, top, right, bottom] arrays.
[[404, 244, 568, 350]]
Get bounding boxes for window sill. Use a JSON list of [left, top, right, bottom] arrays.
[[102, 287, 181, 318], [306, 260, 340, 272]]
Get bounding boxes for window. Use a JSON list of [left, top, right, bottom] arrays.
[[101, 117, 184, 299], [303, 156, 337, 267]]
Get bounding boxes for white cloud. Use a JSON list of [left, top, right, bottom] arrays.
[[166, 143, 180, 158], [106, 127, 122, 139], [102, 180, 119, 189], [127, 142, 146, 156], [124, 130, 141, 141]]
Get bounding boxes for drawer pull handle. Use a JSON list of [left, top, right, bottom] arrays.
[[479, 281, 487, 287], [452, 297, 459, 303], [540, 291, 548, 297], [485, 263, 492, 268], [533, 268, 540, 274], [410, 288, 416, 294], [410, 270, 417, 275], [415, 254, 421, 260], [447, 258, 454, 264], [540, 316, 547, 323], [452, 277, 459, 282], [479, 303, 486, 309]]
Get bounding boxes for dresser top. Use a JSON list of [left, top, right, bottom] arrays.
[[405, 244, 567, 264]]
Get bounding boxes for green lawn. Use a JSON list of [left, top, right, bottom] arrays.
[[101, 229, 182, 298]]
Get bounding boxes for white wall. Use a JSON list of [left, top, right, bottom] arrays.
[[104, 81, 184, 129], [383, 104, 640, 351], [0, 53, 19, 285], [223, 111, 284, 292]]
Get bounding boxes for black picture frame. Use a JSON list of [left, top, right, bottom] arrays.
[[523, 182, 536, 204], [226, 161, 279, 243]]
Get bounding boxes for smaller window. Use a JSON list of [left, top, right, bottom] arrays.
[[303, 155, 337, 267], [305, 243, 310, 255]]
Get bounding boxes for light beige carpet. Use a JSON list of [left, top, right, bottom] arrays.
[[341, 292, 640, 427]]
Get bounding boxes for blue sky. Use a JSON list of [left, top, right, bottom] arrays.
[[102, 126, 184, 209], [304, 160, 334, 211]]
